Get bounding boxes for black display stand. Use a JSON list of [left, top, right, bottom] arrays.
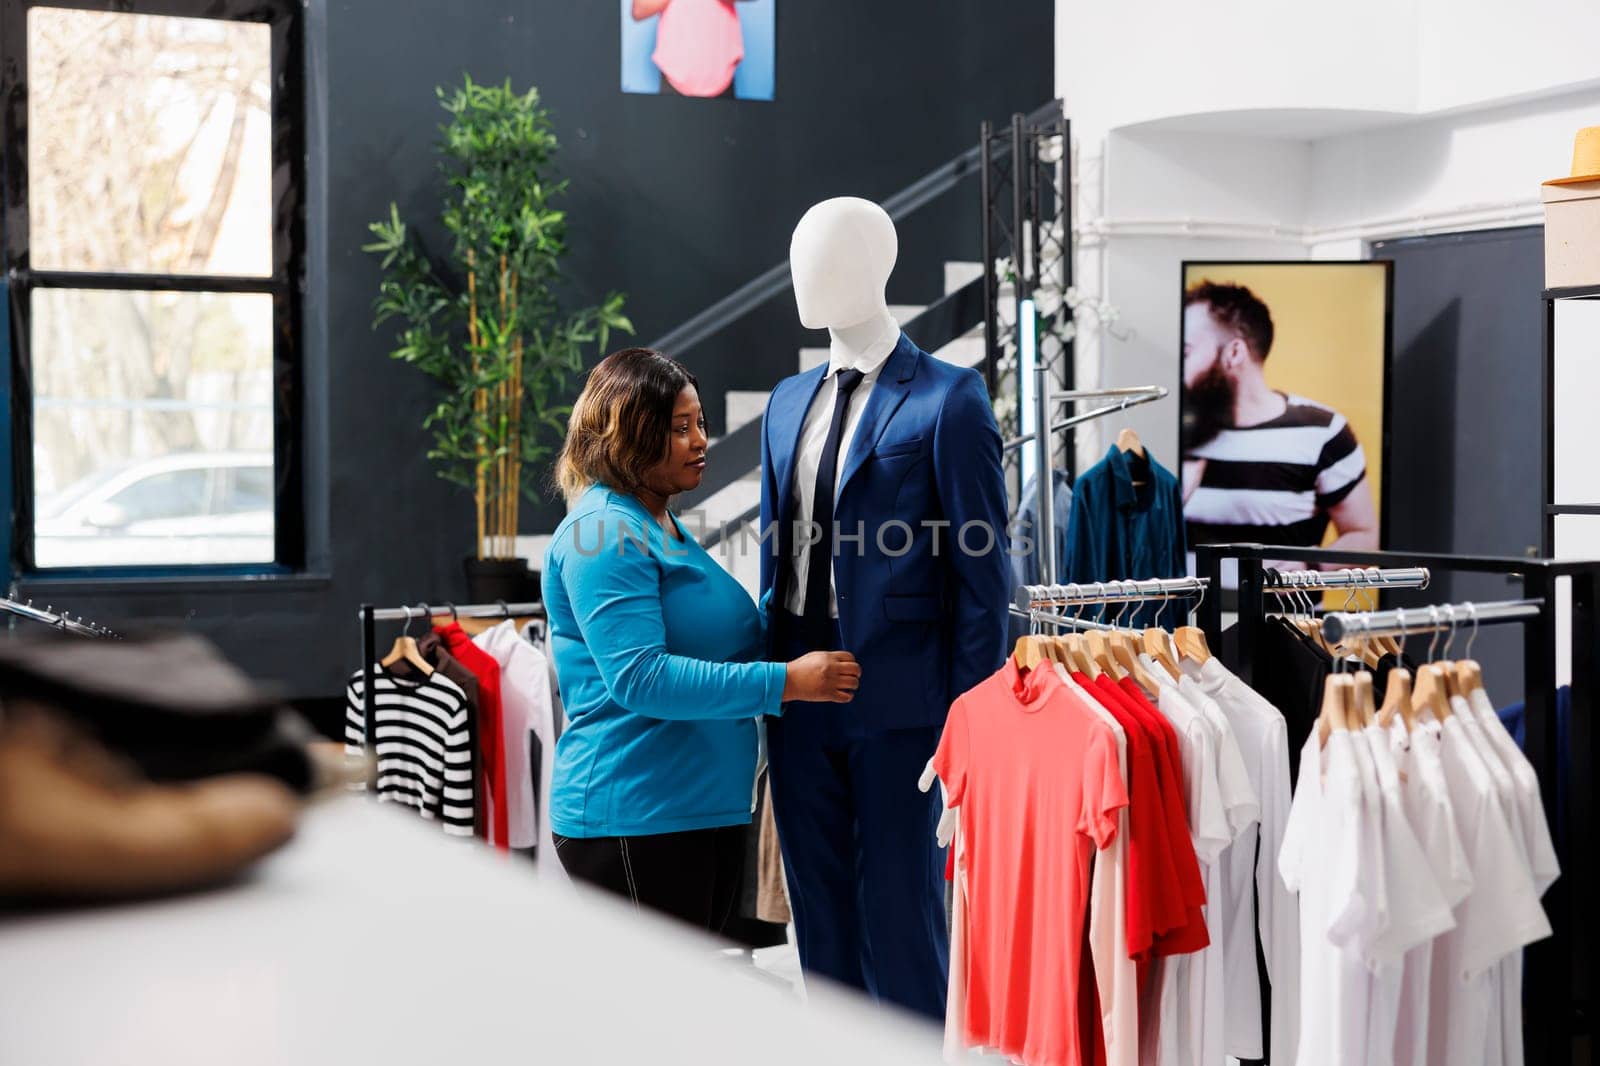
[[1542, 283, 1600, 556]]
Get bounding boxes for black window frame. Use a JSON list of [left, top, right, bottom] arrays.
[[0, 0, 305, 579]]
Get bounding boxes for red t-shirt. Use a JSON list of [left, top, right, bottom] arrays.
[[1106, 676, 1209, 956], [436, 622, 508, 849], [936, 660, 1127, 1066], [1069, 671, 1185, 959]]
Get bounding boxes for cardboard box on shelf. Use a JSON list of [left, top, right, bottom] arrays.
[[1543, 179, 1600, 289]]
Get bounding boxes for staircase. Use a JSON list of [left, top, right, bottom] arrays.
[[693, 260, 989, 598]]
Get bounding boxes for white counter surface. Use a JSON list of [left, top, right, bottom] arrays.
[[0, 796, 938, 1065]]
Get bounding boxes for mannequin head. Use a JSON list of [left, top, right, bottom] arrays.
[[789, 197, 897, 330]]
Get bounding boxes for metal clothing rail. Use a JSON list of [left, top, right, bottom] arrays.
[[364, 601, 544, 624], [1193, 542, 1600, 1066], [1323, 598, 1543, 644], [1010, 607, 1114, 632], [1001, 385, 1168, 452], [1015, 576, 1209, 613], [0, 595, 116, 638], [1261, 565, 1431, 594]]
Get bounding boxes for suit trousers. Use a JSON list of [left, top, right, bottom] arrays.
[[767, 612, 949, 1022]]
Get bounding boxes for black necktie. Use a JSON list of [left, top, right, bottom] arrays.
[[803, 367, 866, 635]]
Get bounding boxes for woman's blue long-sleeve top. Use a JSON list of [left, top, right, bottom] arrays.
[[543, 484, 786, 837]]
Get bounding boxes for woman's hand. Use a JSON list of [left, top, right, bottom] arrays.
[[783, 651, 861, 704]]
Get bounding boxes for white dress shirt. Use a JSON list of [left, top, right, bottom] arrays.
[[784, 326, 900, 618]]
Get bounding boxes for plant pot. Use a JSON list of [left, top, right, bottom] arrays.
[[462, 556, 541, 605]]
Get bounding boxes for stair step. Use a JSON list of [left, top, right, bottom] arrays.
[[680, 477, 760, 533], [725, 390, 769, 434], [934, 335, 985, 368], [945, 261, 983, 295]]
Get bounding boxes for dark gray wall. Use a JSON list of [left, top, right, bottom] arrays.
[[1374, 226, 1545, 705], [18, 0, 1055, 707]]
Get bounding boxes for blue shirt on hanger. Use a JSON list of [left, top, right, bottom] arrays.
[[1008, 469, 1073, 644], [1064, 445, 1187, 627]]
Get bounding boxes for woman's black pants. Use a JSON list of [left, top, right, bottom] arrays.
[[553, 824, 747, 934]]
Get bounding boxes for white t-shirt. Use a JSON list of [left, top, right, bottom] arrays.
[[1146, 681, 1230, 1066], [1184, 657, 1297, 1064], [1465, 689, 1558, 893], [1360, 724, 1456, 1066], [1280, 730, 1381, 1066], [1462, 689, 1559, 1066], [474, 621, 559, 858], [1387, 716, 1472, 1066], [1428, 716, 1551, 1066], [1363, 724, 1456, 962], [1179, 674, 1260, 835], [1059, 667, 1137, 1066]]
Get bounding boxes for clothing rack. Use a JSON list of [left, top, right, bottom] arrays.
[[0, 595, 117, 638], [356, 600, 546, 754], [1001, 377, 1170, 588], [1193, 543, 1600, 1066]]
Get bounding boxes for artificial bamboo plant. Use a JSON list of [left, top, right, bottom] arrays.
[[365, 75, 630, 562]]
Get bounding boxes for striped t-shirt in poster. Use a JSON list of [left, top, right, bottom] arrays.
[[345, 668, 476, 836], [1185, 394, 1367, 547]]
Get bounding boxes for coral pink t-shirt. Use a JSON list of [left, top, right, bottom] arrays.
[[653, 0, 744, 97], [934, 660, 1128, 1066]]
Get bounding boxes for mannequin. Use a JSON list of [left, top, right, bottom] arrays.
[[758, 197, 1010, 1022], [789, 196, 901, 350]]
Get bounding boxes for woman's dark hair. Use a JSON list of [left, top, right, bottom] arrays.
[[554, 347, 699, 502]]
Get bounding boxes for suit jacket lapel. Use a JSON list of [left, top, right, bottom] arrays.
[[837, 335, 919, 501], [770, 365, 828, 526]]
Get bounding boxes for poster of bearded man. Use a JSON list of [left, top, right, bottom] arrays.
[[1179, 261, 1392, 558]]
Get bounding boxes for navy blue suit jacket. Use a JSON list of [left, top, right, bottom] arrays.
[[759, 333, 1010, 732]]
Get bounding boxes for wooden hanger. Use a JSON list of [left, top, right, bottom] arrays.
[[1317, 674, 1355, 746], [1440, 662, 1461, 700], [1143, 627, 1183, 681], [1067, 633, 1101, 678], [1053, 633, 1090, 677], [1013, 635, 1049, 673], [1377, 668, 1415, 732], [1045, 633, 1074, 668], [1086, 630, 1125, 680], [1110, 632, 1158, 694], [1115, 426, 1145, 456], [1352, 671, 1377, 727], [381, 606, 435, 677], [1174, 625, 1211, 663], [1411, 663, 1452, 721]]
